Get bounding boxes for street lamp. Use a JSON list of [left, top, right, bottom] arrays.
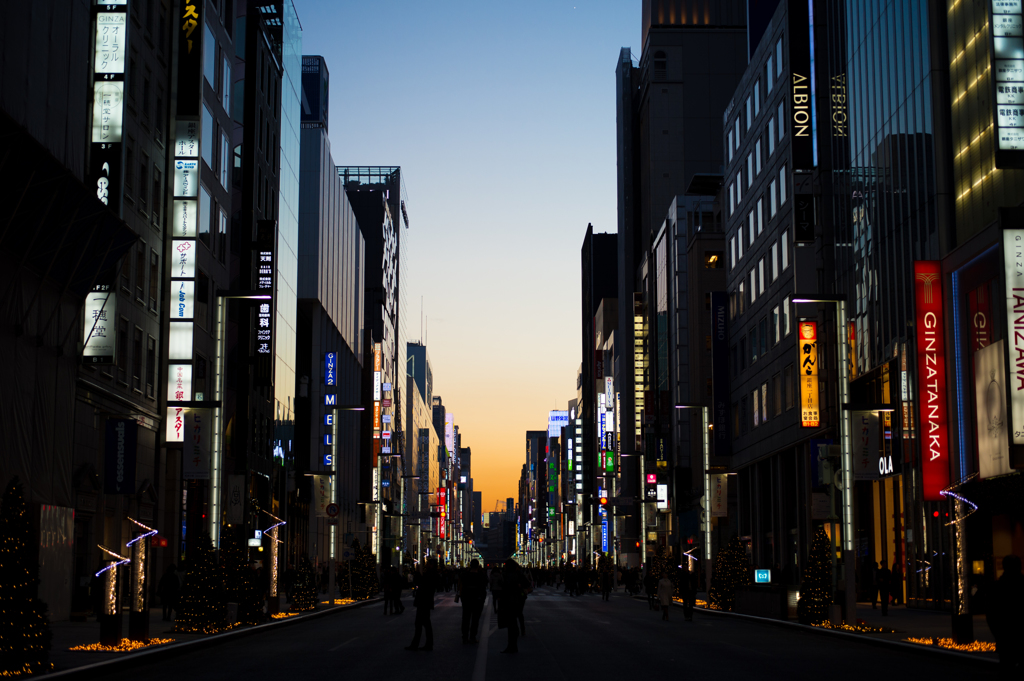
[[676, 404, 711, 590], [792, 293, 855, 623]]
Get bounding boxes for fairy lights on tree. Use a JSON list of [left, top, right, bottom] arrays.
[[708, 536, 748, 611], [797, 527, 832, 625], [173, 533, 227, 634]]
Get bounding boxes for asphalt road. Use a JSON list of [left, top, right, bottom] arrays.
[[99, 587, 999, 681]]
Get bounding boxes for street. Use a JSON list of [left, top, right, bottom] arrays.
[[98, 588, 998, 681]]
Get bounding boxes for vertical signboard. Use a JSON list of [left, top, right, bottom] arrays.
[[852, 411, 880, 480], [798, 321, 820, 427], [182, 409, 210, 480], [104, 418, 138, 494], [83, 285, 116, 364], [991, 0, 1024, 166], [226, 474, 245, 524], [975, 340, 1013, 478], [913, 261, 949, 500], [793, 193, 815, 242], [325, 352, 336, 386], [254, 221, 276, 387], [710, 292, 731, 455], [1003, 229, 1024, 443], [711, 473, 728, 517], [788, 0, 814, 170], [176, 0, 203, 117], [437, 488, 447, 539], [313, 475, 333, 517], [89, 4, 128, 211]]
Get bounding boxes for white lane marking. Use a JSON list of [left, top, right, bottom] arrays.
[[471, 595, 492, 681], [329, 636, 359, 652]]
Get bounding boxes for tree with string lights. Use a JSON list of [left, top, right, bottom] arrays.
[[797, 527, 833, 625], [173, 533, 227, 634], [0, 477, 53, 676], [349, 540, 379, 599], [290, 558, 317, 611], [221, 531, 261, 625], [708, 536, 748, 611]]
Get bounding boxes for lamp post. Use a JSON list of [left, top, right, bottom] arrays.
[[792, 294, 855, 623], [676, 404, 711, 590]]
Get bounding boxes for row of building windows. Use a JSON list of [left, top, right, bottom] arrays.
[[733, 362, 796, 437], [732, 294, 794, 372], [729, 169, 790, 270], [729, 108, 788, 212], [727, 35, 785, 161]]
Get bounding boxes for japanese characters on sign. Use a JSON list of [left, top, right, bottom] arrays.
[[182, 409, 210, 480], [992, 0, 1024, 161], [254, 221, 275, 364], [83, 285, 116, 364], [1003, 229, 1024, 443], [88, 2, 128, 210], [913, 261, 950, 500], [711, 473, 728, 518], [798, 321, 820, 427]]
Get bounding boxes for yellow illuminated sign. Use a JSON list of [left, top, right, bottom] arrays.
[[799, 321, 819, 428]]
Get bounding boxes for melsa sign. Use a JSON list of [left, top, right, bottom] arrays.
[[913, 261, 949, 500]]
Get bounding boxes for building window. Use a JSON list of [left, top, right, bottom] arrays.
[[739, 281, 745, 315], [120, 250, 131, 293], [782, 230, 790, 270], [152, 167, 162, 226], [779, 165, 788, 204], [778, 102, 785, 141], [729, 182, 735, 215], [146, 335, 156, 398], [738, 225, 745, 260], [785, 364, 795, 410], [736, 173, 743, 204], [783, 295, 792, 335], [132, 327, 143, 393], [761, 383, 769, 423], [749, 269, 757, 304], [772, 306, 780, 345], [218, 208, 228, 264], [727, 129, 734, 162], [149, 249, 159, 312], [752, 388, 760, 427], [759, 316, 768, 357], [139, 154, 149, 214], [195, 355, 208, 401], [769, 180, 777, 217], [756, 197, 764, 234], [776, 38, 783, 77], [220, 131, 230, 188], [773, 374, 782, 417], [135, 242, 146, 302], [117, 317, 129, 384], [202, 104, 215, 168], [746, 153, 753, 187], [735, 118, 741, 148], [196, 270, 209, 331], [754, 79, 760, 116], [124, 144, 134, 196], [771, 241, 779, 281], [748, 211, 755, 246], [199, 186, 212, 249], [755, 138, 762, 175], [767, 55, 774, 92], [730, 236, 736, 269], [768, 118, 776, 155], [745, 96, 752, 130], [749, 327, 758, 365], [733, 402, 740, 438], [222, 56, 232, 112], [758, 258, 765, 295], [204, 23, 217, 88]]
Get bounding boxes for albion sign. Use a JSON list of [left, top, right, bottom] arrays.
[[913, 261, 949, 500]]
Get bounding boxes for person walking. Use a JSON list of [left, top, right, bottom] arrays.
[[876, 562, 891, 616], [657, 572, 674, 621], [601, 569, 612, 602], [458, 559, 488, 644], [157, 564, 179, 621], [405, 558, 438, 652], [985, 554, 1024, 675], [680, 565, 698, 621], [497, 560, 531, 654], [890, 559, 903, 607], [489, 565, 504, 613], [870, 561, 881, 609], [644, 569, 658, 610]]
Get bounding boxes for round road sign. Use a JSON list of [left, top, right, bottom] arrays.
[[326, 503, 340, 518]]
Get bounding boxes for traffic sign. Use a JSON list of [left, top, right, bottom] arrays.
[[326, 502, 339, 518]]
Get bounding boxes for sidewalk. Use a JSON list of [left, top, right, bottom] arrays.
[[677, 595, 998, 663], [48, 596, 380, 676]]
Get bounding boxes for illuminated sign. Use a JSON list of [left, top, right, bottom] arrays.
[[168, 322, 194, 360], [976, 340, 1012, 478], [171, 240, 196, 278], [166, 407, 186, 442], [656, 484, 668, 510], [914, 261, 949, 500], [174, 120, 199, 157], [167, 363, 193, 402], [254, 222, 275, 368], [755, 569, 770, 584], [788, 0, 814, 170], [372, 469, 379, 501], [437, 488, 447, 539], [83, 286, 116, 364], [183, 409, 210, 480], [548, 410, 569, 437], [830, 73, 847, 137], [94, 13, 126, 73], [445, 413, 454, 453], [601, 519, 608, 551], [711, 473, 728, 517], [1004, 230, 1024, 443], [373, 402, 381, 433], [325, 352, 336, 386], [173, 159, 199, 197], [172, 200, 197, 237], [992, 1, 1024, 163], [176, 0, 203, 117], [373, 371, 381, 401], [798, 322, 819, 427], [89, 1, 128, 210]]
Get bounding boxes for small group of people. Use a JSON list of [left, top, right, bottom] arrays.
[[868, 559, 904, 616], [403, 558, 533, 654]]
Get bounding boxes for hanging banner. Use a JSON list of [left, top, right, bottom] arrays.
[[798, 321, 820, 427], [227, 474, 245, 524], [711, 473, 728, 517], [852, 411, 880, 480], [976, 340, 1013, 479], [313, 474, 333, 517], [166, 406, 186, 443], [83, 286, 116, 364], [104, 418, 137, 494], [182, 408, 210, 480], [1003, 229, 1024, 443], [913, 261, 949, 500]]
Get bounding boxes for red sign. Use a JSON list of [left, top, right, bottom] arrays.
[[914, 261, 949, 500], [437, 487, 447, 539], [968, 284, 991, 353]]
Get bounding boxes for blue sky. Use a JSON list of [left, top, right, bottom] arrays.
[[296, 0, 640, 510]]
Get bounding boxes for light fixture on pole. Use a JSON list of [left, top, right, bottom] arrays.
[[792, 293, 855, 623], [676, 403, 711, 589]]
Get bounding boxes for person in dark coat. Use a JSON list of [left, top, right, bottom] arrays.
[[391, 566, 406, 614], [458, 559, 488, 643], [497, 560, 531, 654], [986, 554, 1024, 674], [876, 562, 891, 616], [157, 563, 180, 621], [644, 570, 658, 610], [890, 559, 903, 607], [405, 559, 438, 651], [681, 565, 699, 621]]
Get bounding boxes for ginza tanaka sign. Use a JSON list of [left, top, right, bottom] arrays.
[[1003, 229, 1024, 445], [914, 261, 949, 500]]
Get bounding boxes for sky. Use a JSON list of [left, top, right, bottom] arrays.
[[296, 0, 640, 512]]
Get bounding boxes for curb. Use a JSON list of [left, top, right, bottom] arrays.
[[670, 600, 997, 665], [48, 597, 382, 678]]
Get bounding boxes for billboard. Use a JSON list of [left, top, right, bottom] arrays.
[[913, 261, 949, 500], [798, 321, 820, 427], [83, 286, 116, 364], [976, 340, 1012, 479], [1003, 229, 1024, 443]]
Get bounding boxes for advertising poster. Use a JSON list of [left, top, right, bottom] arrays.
[[711, 473, 728, 518], [313, 474, 332, 517], [975, 340, 1012, 479], [852, 411, 880, 481], [182, 409, 210, 480]]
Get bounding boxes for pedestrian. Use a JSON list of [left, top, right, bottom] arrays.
[[489, 565, 504, 613], [890, 559, 903, 607], [157, 563, 179, 621], [405, 558, 438, 652], [391, 567, 406, 614], [876, 562, 891, 616], [985, 554, 1024, 674], [681, 565, 698, 621], [458, 559, 487, 644], [870, 561, 881, 609], [498, 560, 531, 654], [657, 571, 674, 621], [644, 569, 658, 610], [601, 569, 612, 602]]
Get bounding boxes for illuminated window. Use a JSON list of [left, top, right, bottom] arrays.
[[730, 236, 736, 269], [705, 251, 723, 269], [783, 296, 792, 335], [752, 388, 760, 426], [771, 241, 779, 281], [738, 228, 744, 260], [729, 182, 735, 215], [748, 211, 755, 245], [747, 153, 754, 187], [781, 230, 790, 269], [757, 197, 764, 234], [776, 38, 783, 77], [728, 129, 734, 162], [758, 258, 765, 294], [772, 306, 780, 345], [750, 269, 757, 303]]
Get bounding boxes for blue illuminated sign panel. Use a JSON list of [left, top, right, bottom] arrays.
[[325, 352, 336, 385], [755, 569, 771, 584]]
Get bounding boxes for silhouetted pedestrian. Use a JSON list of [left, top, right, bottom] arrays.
[[489, 566, 503, 613], [459, 560, 487, 643], [405, 558, 438, 652], [876, 563, 891, 616], [644, 570, 658, 610], [498, 560, 531, 654], [986, 554, 1024, 675], [157, 564, 179, 621], [890, 559, 903, 607], [657, 572, 674, 621]]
